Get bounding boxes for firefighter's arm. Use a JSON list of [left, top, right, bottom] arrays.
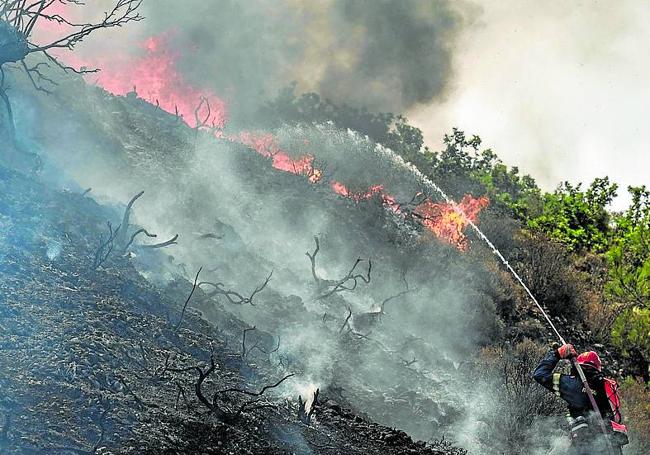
[[532, 348, 561, 390]]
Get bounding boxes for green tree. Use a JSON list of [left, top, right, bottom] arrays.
[[608, 186, 650, 366], [526, 177, 618, 252]]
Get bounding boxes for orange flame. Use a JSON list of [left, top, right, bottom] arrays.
[[330, 182, 398, 208], [47, 20, 488, 250], [414, 194, 490, 251], [235, 131, 322, 182], [52, 33, 228, 128]]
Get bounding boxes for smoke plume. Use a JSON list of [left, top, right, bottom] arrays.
[[64, 0, 471, 118]]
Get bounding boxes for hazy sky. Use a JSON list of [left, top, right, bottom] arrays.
[[410, 0, 650, 210]]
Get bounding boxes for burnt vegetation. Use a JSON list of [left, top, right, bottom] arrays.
[[306, 236, 372, 300], [0, 21, 648, 453]]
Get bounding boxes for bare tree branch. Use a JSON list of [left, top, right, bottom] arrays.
[[306, 235, 322, 285], [379, 288, 415, 313], [122, 228, 156, 253], [339, 307, 352, 334], [141, 233, 179, 249], [0, 1, 143, 142], [316, 257, 372, 300]]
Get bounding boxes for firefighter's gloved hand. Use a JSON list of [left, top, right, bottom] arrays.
[[557, 343, 577, 359]]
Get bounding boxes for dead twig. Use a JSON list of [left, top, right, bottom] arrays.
[[174, 267, 203, 332], [93, 221, 121, 269], [339, 307, 353, 334]]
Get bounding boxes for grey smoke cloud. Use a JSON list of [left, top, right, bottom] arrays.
[[72, 0, 470, 117], [409, 0, 650, 210]]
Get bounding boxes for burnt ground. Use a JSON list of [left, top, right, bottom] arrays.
[[0, 165, 467, 454]]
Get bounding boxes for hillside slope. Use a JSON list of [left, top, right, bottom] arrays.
[[0, 164, 466, 454]]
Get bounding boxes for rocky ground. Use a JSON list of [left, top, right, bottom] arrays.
[[0, 164, 467, 454]]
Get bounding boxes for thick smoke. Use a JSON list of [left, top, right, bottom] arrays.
[[69, 0, 469, 117]]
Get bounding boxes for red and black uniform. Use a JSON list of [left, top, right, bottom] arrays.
[[533, 349, 624, 454]]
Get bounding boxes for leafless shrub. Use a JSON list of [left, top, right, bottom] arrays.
[[0, 1, 143, 144], [511, 232, 586, 320], [117, 191, 178, 253], [92, 221, 121, 269], [199, 271, 273, 306], [168, 355, 294, 422], [474, 339, 564, 453], [305, 236, 371, 300]]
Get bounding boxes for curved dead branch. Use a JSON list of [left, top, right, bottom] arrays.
[[316, 257, 372, 300], [168, 354, 294, 421], [199, 270, 273, 306], [306, 236, 372, 300], [379, 288, 416, 313], [141, 233, 179, 249], [122, 228, 156, 253]]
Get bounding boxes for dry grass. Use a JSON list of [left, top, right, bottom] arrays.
[[474, 339, 565, 454], [620, 378, 650, 454]]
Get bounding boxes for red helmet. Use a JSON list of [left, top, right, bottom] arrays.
[[577, 351, 602, 372]]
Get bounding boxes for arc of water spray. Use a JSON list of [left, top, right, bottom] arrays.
[[421, 177, 615, 453]]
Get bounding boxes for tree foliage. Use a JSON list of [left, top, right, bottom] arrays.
[[608, 186, 650, 363], [526, 178, 618, 253]]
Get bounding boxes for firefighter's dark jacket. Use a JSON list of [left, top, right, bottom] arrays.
[[533, 349, 609, 418]]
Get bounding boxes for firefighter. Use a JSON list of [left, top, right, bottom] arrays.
[[533, 343, 629, 454]]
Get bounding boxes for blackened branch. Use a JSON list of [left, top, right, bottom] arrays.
[[316, 257, 372, 300], [339, 307, 352, 333], [306, 236, 372, 300], [122, 228, 157, 253], [93, 221, 121, 269], [305, 236, 322, 284], [174, 267, 203, 332], [199, 270, 273, 306], [168, 355, 294, 421]]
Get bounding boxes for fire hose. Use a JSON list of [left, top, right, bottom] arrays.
[[426, 182, 617, 454]]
